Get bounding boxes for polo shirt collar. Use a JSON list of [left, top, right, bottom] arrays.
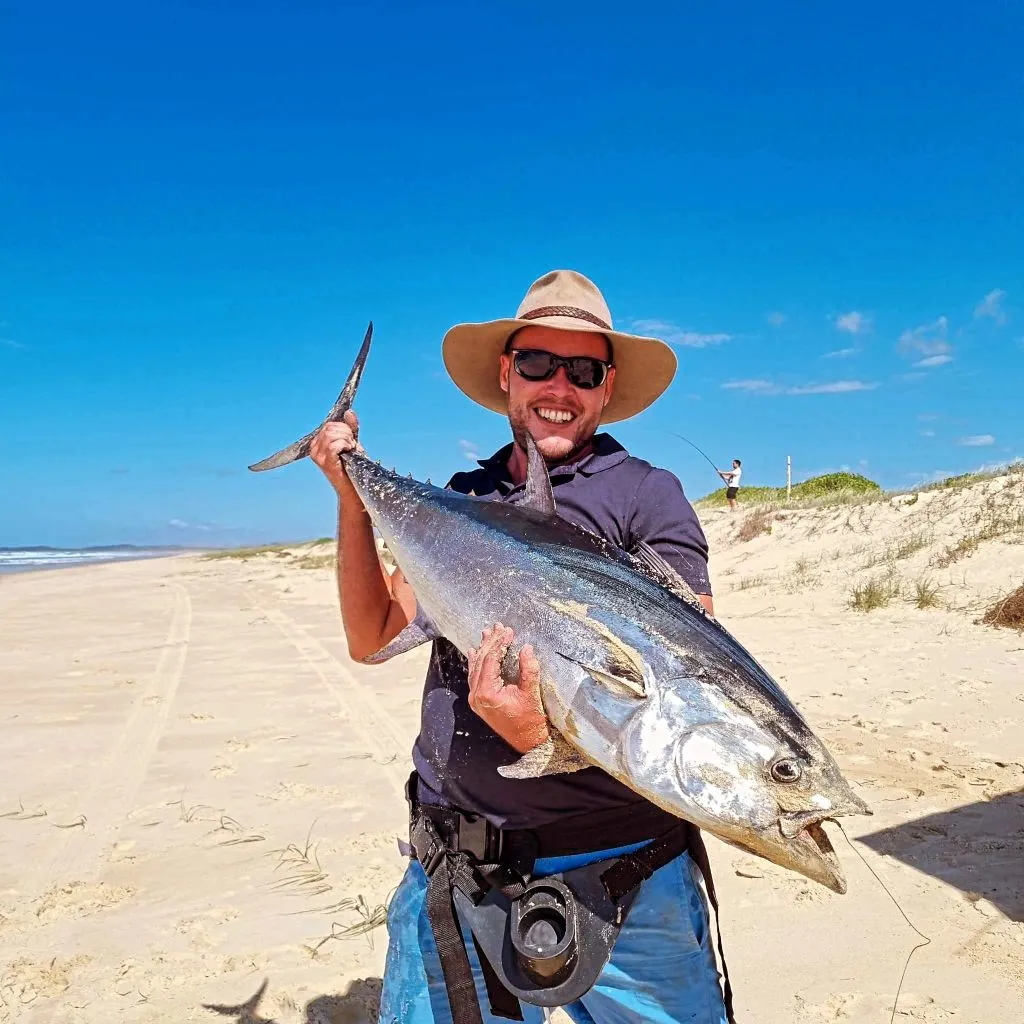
[[476, 432, 630, 491]]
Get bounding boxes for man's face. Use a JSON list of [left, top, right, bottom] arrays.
[[498, 325, 616, 463]]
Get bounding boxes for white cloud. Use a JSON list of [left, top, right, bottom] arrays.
[[168, 518, 213, 531], [458, 439, 479, 463], [918, 413, 939, 421], [721, 379, 780, 394], [823, 347, 858, 359], [836, 311, 870, 335], [786, 380, 878, 395], [898, 316, 952, 363], [675, 331, 733, 347], [958, 434, 995, 447], [0, 338, 24, 349], [630, 319, 733, 348], [766, 311, 787, 327], [974, 288, 1007, 325], [914, 354, 953, 367], [920, 430, 936, 437], [722, 379, 877, 396]]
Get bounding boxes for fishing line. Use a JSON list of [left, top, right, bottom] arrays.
[[835, 821, 932, 1024]]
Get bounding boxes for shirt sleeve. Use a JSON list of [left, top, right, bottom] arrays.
[[628, 468, 713, 596]]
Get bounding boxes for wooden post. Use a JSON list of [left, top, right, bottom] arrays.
[[787, 456, 792, 500]]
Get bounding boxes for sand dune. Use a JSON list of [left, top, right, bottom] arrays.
[[1, 470, 1021, 1023]]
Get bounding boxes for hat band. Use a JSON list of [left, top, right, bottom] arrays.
[[519, 305, 612, 331]]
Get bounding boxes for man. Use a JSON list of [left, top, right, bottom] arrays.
[[718, 459, 742, 511], [310, 270, 729, 1024]]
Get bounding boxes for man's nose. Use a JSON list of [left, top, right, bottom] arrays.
[[548, 366, 576, 393]]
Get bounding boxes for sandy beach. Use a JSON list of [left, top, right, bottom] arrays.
[[1, 471, 1022, 1023]]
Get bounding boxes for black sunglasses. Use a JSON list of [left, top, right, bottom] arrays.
[[511, 349, 613, 390]]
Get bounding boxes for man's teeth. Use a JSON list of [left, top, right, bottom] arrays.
[[536, 408, 575, 424]]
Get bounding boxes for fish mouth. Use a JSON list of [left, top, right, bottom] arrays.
[[793, 819, 847, 894], [777, 791, 872, 894]]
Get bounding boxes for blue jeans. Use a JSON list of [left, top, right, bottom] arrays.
[[377, 843, 729, 1024]]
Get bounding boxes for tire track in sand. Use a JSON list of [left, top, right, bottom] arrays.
[[38, 582, 193, 888], [253, 601, 409, 800]]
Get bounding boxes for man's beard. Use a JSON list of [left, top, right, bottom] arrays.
[[508, 401, 598, 466]]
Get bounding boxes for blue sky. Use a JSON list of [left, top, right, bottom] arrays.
[[2, 1, 1021, 548]]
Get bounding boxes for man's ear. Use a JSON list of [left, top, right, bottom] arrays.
[[601, 366, 617, 408], [499, 353, 511, 394]]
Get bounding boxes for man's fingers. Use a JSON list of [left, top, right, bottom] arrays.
[[468, 624, 514, 708], [518, 644, 541, 690], [320, 422, 358, 449], [311, 423, 361, 471]]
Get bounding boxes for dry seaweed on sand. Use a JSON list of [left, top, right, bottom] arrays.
[[981, 584, 1024, 632]]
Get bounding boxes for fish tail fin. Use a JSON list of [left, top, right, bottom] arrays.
[[248, 321, 373, 472]]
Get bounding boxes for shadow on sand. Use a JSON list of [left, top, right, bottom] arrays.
[[858, 787, 1024, 922], [202, 976, 382, 1024]]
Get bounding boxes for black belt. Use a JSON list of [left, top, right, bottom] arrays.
[[404, 771, 736, 1024]]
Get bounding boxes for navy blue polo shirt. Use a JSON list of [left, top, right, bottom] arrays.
[[410, 432, 713, 831]]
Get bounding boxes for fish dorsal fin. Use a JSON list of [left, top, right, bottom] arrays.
[[521, 431, 556, 515], [630, 540, 708, 616]]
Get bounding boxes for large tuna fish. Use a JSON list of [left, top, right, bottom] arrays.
[[250, 325, 871, 892]]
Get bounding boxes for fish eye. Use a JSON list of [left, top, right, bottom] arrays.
[[770, 758, 802, 784]]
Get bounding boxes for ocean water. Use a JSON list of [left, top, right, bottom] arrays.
[[0, 548, 184, 575]]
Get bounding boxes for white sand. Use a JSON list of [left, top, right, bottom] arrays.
[[1, 472, 1021, 1023]]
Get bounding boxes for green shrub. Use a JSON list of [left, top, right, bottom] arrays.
[[792, 472, 881, 499], [698, 471, 881, 508]]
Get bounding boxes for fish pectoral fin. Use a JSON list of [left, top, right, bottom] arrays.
[[497, 734, 590, 779], [557, 650, 647, 699], [360, 608, 439, 664]]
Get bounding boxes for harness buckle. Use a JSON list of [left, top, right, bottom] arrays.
[[410, 813, 449, 878], [422, 840, 447, 878], [456, 812, 493, 862]]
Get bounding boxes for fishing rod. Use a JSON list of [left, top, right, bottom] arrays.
[[667, 431, 724, 479]]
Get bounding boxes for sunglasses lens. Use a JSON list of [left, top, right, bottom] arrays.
[[513, 351, 556, 380], [567, 358, 604, 389]]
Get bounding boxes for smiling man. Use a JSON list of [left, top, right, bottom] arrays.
[[310, 270, 729, 1024]]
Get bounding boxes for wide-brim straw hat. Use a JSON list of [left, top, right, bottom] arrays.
[[441, 270, 677, 424]]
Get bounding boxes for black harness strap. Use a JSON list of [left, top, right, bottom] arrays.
[[413, 813, 487, 1024], [599, 822, 692, 905], [426, 854, 485, 1024]]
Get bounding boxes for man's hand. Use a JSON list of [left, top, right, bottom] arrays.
[[467, 624, 550, 754], [310, 411, 364, 502]]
